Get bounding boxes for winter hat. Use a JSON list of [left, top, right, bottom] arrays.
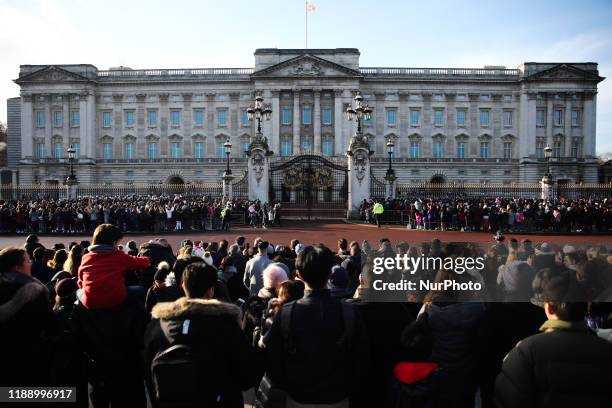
[[55, 278, 77, 299], [294, 243, 306, 255], [535, 243, 555, 256], [267, 244, 275, 255], [154, 261, 171, 282], [330, 265, 349, 289], [275, 244, 285, 253], [26, 234, 39, 244], [562, 245, 577, 255], [202, 252, 215, 267]]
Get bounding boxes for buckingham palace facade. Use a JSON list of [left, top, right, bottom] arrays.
[[5, 48, 604, 185]]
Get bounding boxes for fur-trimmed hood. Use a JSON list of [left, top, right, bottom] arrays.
[[0, 273, 49, 323], [151, 297, 241, 325]]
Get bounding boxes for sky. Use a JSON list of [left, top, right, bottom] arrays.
[[1, 0, 611, 153]]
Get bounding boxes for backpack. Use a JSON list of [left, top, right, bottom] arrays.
[[150, 320, 221, 407]]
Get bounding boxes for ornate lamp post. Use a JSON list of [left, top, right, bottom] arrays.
[[247, 94, 272, 140], [65, 144, 78, 200], [541, 144, 554, 200], [224, 139, 232, 176], [544, 144, 553, 178], [385, 140, 396, 181], [66, 144, 77, 183], [345, 91, 373, 145]]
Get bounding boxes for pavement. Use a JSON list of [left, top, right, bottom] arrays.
[[1, 221, 610, 249]]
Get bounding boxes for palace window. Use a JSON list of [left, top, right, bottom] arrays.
[[171, 142, 181, 158], [103, 111, 112, 128], [194, 110, 204, 127], [456, 109, 466, 127], [148, 142, 158, 159], [125, 143, 134, 160], [37, 143, 45, 159], [503, 111, 513, 127], [71, 111, 80, 127], [148, 111, 158, 127], [103, 143, 113, 160], [37, 111, 45, 128], [503, 141, 512, 159], [434, 110, 444, 127], [217, 110, 227, 127], [457, 142, 466, 159], [54, 111, 62, 128], [410, 141, 420, 159], [323, 138, 334, 156], [281, 108, 292, 125], [480, 142, 489, 158], [281, 139, 292, 157], [536, 139, 545, 158], [303, 107, 312, 125], [322, 108, 332, 125], [571, 110, 581, 126], [554, 109, 563, 126], [387, 109, 397, 126], [434, 141, 443, 159], [410, 110, 420, 126], [171, 111, 181, 127], [536, 109, 545, 126], [479, 110, 490, 127], [194, 142, 204, 159], [54, 142, 63, 159], [125, 111, 134, 128]]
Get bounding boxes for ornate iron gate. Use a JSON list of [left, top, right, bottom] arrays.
[[269, 154, 348, 217]]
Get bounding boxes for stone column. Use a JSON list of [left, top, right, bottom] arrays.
[[45, 94, 52, 156], [66, 177, 78, 200], [247, 146, 270, 203], [314, 90, 321, 152], [292, 90, 301, 154], [347, 144, 371, 219], [540, 175, 553, 200], [271, 90, 280, 155], [334, 89, 344, 155], [20, 93, 33, 160], [222, 174, 234, 201], [564, 94, 572, 157], [583, 91, 596, 157], [206, 93, 216, 156], [86, 91, 96, 160], [519, 90, 536, 158], [546, 94, 553, 148]]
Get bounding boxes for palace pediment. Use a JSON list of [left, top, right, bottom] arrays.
[[15, 65, 93, 84], [252, 54, 361, 79], [523, 63, 604, 82]]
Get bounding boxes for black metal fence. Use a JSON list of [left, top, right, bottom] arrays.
[[370, 170, 387, 200], [0, 183, 223, 201], [231, 172, 249, 200], [396, 183, 544, 200]]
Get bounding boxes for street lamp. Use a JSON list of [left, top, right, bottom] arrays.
[[544, 144, 553, 178], [66, 144, 77, 183], [247, 94, 272, 136], [385, 139, 396, 181], [345, 91, 373, 136], [224, 139, 232, 176]]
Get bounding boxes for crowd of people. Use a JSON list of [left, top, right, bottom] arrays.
[[2, 228, 612, 408], [361, 196, 612, 233], [0, 196, 281, 234]]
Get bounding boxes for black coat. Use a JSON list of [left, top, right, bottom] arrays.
[[138, 243, 176, 289], [265, 289, 370, 405], [426, 302, 486, 405], [0, 272, 56, 386], [145, 298, 257, 408], [350, 300, 415, 408], [495, 320, 612, 408]]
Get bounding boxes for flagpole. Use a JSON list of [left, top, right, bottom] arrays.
[[305, 0, 308, 48]]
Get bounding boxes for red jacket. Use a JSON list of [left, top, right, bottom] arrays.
[[78, 246, 151, 309]]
